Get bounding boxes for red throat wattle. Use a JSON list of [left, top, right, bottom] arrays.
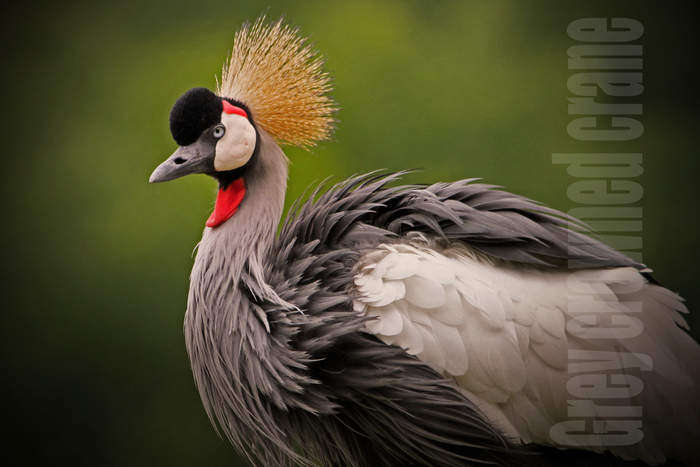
[[206, 178, 246, 228]]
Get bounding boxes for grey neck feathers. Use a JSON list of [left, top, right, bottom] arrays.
[[184, 129, 299, 458], [191, 129, 291, 316]]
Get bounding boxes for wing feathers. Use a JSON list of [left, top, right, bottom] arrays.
[[273, 173, 698, 466], [352, 238, 700, 466], [404, 275, 446, 308]]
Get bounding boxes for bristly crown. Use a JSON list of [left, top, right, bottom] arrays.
[[217, 15, 337, 149]]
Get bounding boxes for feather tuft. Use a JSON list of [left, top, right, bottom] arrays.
[[218, 15, 337, 148]]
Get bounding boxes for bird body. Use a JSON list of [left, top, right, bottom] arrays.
[[151, 17, 700, 467]]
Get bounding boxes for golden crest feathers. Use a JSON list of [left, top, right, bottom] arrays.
[[217, 16, 337, 148]]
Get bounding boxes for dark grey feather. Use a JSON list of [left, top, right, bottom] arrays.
[[280, 172, 641, 268]]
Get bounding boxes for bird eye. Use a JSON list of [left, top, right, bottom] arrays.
[[213, 126, 225, 138]]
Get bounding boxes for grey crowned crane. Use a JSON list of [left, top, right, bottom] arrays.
[[150, 17, 700, 467]]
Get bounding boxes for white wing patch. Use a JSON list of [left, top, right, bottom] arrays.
[[352, 236, 700, 465], [353, 239, 567, 402]]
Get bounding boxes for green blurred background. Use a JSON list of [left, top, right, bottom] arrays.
[[2, 1, 698, 465]]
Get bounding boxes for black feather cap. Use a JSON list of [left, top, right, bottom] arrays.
[[169, 87, 222, 146]]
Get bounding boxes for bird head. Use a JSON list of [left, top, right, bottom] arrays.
[[150, 16, 337, 187], [149, 87, 258, 185]]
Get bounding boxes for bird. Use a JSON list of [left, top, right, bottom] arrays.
[[150, 16, 700, 467]]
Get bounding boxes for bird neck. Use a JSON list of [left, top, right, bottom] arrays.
[[184, 130, 296, 451], [191, 129, 289, 311]]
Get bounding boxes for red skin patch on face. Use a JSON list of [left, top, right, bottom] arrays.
[[206, 178, 246, 227], [222, 100, 248, 119]]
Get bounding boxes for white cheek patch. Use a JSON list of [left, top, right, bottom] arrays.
[[214, 112, 257, 171]]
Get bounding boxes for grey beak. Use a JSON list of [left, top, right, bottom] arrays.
[[150, 139, 216, 183]]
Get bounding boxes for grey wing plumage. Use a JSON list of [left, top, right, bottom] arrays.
[[254, 173, 647, 466], [278, 172, 639, 268]]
